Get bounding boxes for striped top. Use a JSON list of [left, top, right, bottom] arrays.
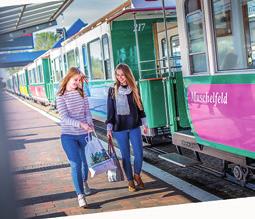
[[56, 90, 93, 135]]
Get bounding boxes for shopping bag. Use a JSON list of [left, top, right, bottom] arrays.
[[85, 132, 116, 177], [107, 138, 125, 182]]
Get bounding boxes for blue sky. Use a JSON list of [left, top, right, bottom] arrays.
[[56, 0, 126, 28]]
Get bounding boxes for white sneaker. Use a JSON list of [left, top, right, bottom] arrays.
[[84, 181, 92, 195], [78, 194, 87, 208]]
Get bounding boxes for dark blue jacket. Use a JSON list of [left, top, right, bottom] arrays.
[[105, 86, 146, 132]]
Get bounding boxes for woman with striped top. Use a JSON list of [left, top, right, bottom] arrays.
[[57, 67, 93, 208]]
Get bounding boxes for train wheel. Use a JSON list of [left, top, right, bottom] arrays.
[[232, 165, 249, 185]]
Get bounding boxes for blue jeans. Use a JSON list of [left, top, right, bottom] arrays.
[[113, 127, 143, 181], [61, 134, 89, 195]]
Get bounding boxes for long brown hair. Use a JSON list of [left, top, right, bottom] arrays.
[[114, 63, 143, 110], [57, 67, 84, 97]]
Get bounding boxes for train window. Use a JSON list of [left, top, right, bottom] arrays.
[[102, 34, 112, 79], [88, 39, 104, 80], [185, 0, 208, 74], [170, 35, 181, 68], [18, 75, 21, 86], [18, 75, 22, 86], [59, 56, 63, 78], [22, 74, 25, 85], [19, 75, 22, 86], [212, 0, 255, 71], [67, 50, 76, 69], [185, 0, 202, 13], [53, 57, 62, 82], [75, 47, 80, 68], [63, 54, 68, 73], [28, 70, 32, 84], [37, 65, 44, 83], [23, 74, 26, 85], [161, 38, 167, 73], [82, 44, 89, 77], [32, 68, 37, 83]]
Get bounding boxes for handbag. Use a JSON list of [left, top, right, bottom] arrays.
[[107, 138, 125, 182], [85, 132, 116, 177]]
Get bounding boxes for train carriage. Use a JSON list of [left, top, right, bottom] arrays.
[[47, 47, 65, 105], [6, 78, 13, 93], [18, 68, 30, 98], [27, 53, 51, 104], [61, 17, 115, 121], [161, 0, 255, 184], [62, 1, 184, 135], [12, 73, 20, 95]]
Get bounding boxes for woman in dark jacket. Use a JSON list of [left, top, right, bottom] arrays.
[[106, 63, 148, 192]]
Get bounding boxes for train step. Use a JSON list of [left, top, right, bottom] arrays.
[[158, 153, 200, 167]]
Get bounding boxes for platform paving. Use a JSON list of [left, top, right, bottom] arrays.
[[4, 93, 196, 219]]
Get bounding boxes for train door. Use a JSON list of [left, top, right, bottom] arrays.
[[44, 57, 54, 104], [143, 17, 190, 135]]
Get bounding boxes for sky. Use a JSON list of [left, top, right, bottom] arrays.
[[55, 0, 126, 30]]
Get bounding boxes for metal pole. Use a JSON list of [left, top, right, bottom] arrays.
[[133, 13, 142, 79], [161, 0, 172, 76], [161, 0, 170, 127]]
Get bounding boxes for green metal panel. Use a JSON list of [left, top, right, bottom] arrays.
[[43, 58, 54, 102], [25, 69, 30, 96], [42, 58, 51, 83], [139, 78, 167, 128], [165, 77, 177, 133], [111, 20, 156, 80], [173, 72, 190, 128]]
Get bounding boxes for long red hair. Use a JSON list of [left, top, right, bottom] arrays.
[[114, 64, 143, 110], [57, 67, 84, 97]]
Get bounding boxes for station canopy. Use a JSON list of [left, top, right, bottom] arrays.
[[0, 0, 73, 68], [0, 0, 73, 36]]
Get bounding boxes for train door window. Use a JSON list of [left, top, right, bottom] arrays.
[[88, 38, 104, 80], [54, 57, 62, 82], [23, 74, 26, 85], [82, 44, 89, 76], [22, 74, 25, 85], [102, 34, 112, 79], [28, 70, 32, 84], [67, 50, 76, 68], [19, 75, 21, 86], [37, 65, 44, 83], [59, 56, 63, 78], [51, 60, 56, 82], [185, 0, 208, 74], [19, 75, 22, 86], [75, 47, 80, 68], [28, 71, 32, 84], [161, 38, 167, 73], [212, 0, 255, 71], [170, 35, 181, 68], [32, 68, 37, 83]]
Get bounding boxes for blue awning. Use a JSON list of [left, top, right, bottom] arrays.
[[0, 50, 46, 68], [52, 19, 87, 48]]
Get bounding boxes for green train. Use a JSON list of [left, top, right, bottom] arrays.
[[6, 0, 255, 185]]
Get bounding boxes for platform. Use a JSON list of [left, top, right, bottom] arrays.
[[4, 93, 198, 218]]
